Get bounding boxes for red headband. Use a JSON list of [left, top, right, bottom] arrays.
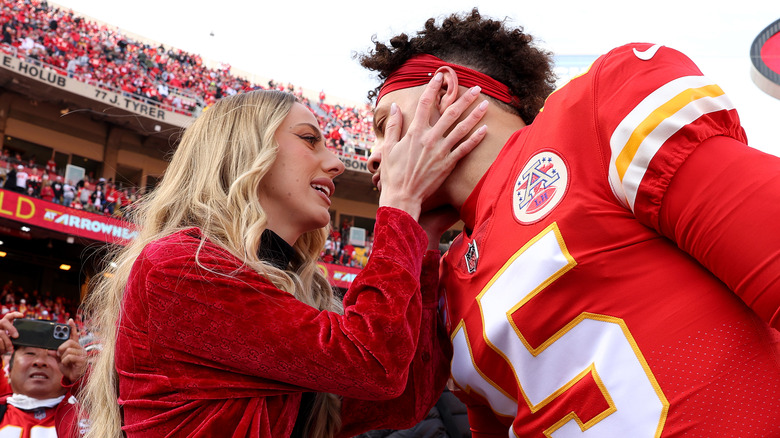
[[377, 54, 519, 108]]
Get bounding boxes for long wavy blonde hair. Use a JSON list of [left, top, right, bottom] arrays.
[[81, 90, 343, 438]]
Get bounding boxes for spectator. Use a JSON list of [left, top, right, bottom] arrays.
[[0, 313, 88, 437], [62, 179, 75, 207], [66, 57, 77, 77], [76, 180, 91, 207], [45, 155, 57, 174], [88, 185, 103, 213], [320, 249, 335, 263], [25, 168, 41, 197], [52, 176, 64, 204], [0, 0, 380, 131], [103, 182, 116, 215], [341, 242, 354, 266], [3, 166, 17, 191], [40, 180, 55, 202], [14, 165, 27, 193]]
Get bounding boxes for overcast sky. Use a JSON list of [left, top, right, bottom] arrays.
[[50, 0, 780, 156]]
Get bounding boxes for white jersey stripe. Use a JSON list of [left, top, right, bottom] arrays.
[[621, 93, 735, 210], [607, 75, 733, 210]]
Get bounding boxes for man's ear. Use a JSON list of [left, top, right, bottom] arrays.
[[436, 66, 460, 114]]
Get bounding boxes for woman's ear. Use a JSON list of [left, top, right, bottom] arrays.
[[436, 66, 460, 114]]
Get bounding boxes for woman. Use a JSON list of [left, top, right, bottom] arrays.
[[40, 180, 55, 202], [81, 79, 488, 437]]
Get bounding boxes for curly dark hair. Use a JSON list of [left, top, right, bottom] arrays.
[[358, 8, 556, 125]]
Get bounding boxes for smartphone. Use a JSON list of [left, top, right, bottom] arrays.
[[12, 319, 70, 350]]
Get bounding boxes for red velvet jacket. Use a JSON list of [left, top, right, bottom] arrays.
[[115, 207, 452, 437]]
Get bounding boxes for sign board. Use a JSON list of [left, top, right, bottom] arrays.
[[0, 50, 195, 127], [0, 188, 137, 245]]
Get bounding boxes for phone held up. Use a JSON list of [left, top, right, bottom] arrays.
[[12, 318, 70, 350]]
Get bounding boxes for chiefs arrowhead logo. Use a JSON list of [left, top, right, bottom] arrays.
[[513, 151, 569, 224]]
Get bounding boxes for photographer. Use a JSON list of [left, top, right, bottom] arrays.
[[0, 312, 88, 437]]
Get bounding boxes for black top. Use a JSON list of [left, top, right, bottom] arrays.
[[257, 229, 314, 438], [257, 229, 298, 270]]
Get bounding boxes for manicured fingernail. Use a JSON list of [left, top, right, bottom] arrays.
[[433, 72, 443, 81], [390, 102, 398, 115], [477, 125, 487, 134], [478, 100, 488, 110], [470, 86, 481, 96]]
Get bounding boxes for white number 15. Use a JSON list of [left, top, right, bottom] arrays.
[[450, 223, 669, 437]]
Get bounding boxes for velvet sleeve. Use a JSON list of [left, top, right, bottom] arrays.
[[137, 207, 429, 399], [659, 135, 780, 329], [338, 250, 453, 436]]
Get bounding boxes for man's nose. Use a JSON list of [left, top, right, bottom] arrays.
[[367, 146, 381, 174]]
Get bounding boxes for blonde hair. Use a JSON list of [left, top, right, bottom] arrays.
[[82, 90, 342, 438]]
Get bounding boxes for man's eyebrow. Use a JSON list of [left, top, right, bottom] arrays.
[[373, 109, 387, 134]]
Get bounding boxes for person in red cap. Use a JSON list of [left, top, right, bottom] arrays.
[[360, 8, 780, 437]]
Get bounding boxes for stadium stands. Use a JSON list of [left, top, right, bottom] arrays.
[[0, 0, 382, 320], [0, 0, 375, 156]]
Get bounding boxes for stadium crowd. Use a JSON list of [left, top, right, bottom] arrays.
[[0, 279, 82, 328], [0, 151, 139, 219], [0, 150, 373, 268], [0, 2, 381, 331], [322, 219, 373, 269], [0, 0, 375, 158]]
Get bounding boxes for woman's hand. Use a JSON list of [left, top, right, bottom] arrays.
[[378, 73, 488, 220]]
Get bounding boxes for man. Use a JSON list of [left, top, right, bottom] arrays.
[[0, 314, 87, 437], [14, 165, 28, 194], [361, 9, 780, 437], [52, 176, 64, 205]]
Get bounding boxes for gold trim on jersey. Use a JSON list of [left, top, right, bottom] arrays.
[[542, 365, 616, 437], [608, 74, 736, 210], [615, 83, 725, 181], [450, 223, 669, 436], [450, 319, 518, 418]]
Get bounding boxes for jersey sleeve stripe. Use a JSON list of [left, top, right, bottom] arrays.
[[615, 84, 726, 181], [607, 75, 736, 210], [621, 93, 735, 211]]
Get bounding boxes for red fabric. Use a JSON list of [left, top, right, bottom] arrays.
[[56, 385, 83, 438], [115, 207, 451, 437], [660, 135, 780, 329], [0, 372, 10, 397], [0, 402, 56, 438], [377, 54, 518, 107], [40, 185, 55, 202], [0, 389, 83, 438], [442, 43, 780, 436], [340, 250, 452, 436]]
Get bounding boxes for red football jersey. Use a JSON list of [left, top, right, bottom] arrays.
[[0, 404, 56, 438], [441, 43, 780, 437]]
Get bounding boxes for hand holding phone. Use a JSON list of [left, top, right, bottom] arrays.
[[12, 318, 71, 350]]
